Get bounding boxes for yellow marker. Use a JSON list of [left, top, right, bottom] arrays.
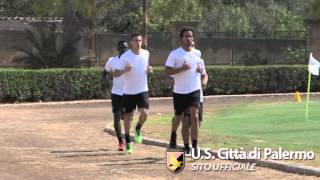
[[294, 91, 302, 103]]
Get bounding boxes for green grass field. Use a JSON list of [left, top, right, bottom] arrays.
[[200, 101, 320, 151], [144, 101, 320, 167]]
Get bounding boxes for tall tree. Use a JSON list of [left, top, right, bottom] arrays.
[[148, 0, 201, 33], [96, 0, 143, 33]]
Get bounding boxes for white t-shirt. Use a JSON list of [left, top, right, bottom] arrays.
[[105, 56, 124, 96], [117, 49, 149, 95], [165, 47, 205, 94], [193, 48, 202, 58]]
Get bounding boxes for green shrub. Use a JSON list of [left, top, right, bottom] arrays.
[[0, 68, 110, 102], [0, 65, 318, 103], [204, 65, 313, 95]]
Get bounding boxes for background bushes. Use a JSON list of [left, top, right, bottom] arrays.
[[0, 68, 109, 102], [0, 66, 318, 103]]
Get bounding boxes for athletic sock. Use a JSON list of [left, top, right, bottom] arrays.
[[125, 133, 130, 144], [184, 144, 191, 154], [170, 131, 177, 144], [168, 131, 178, 149], [136, 123, 141, 134], [192, 140, 197, 148]]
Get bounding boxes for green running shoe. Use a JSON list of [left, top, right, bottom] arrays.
[[134, 129, 143, 144], [125, 143, 133, 155]]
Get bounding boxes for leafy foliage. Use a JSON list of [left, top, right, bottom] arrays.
[[1, 0, 308, 33], [0, 68, 108, 102], [0, 65, 318, 102], [0, 0, 35, 16]]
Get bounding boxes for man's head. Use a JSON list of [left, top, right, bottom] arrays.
[[180, 28, 194, 48], [117, 40, 128, 56], [130, 33, 143, 51]]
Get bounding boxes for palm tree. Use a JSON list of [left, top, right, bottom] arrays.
[[14, 24, 81, 69]]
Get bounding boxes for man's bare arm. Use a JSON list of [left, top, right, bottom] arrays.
[[201, 73, 208, 87], [114, 64, 132, 77], [165, 61, 191, 76]]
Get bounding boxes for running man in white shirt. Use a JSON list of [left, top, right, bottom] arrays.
[[165, 28, 206, 153], [104, 40, 128, 151], [115, 34, 153, 154], [182, 57, 208, 154]]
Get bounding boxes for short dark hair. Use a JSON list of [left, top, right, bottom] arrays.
[[180, 27, 194, 38], [117, 40, 127, 47], [130, 33, 142, 40]]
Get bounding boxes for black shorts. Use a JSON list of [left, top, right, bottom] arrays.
[[173, 90, 200, 116], [184, 102, 203, 123], [111, 94, 123, 114], [123, 92, 149, 113]]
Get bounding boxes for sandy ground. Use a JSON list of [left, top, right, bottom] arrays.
[[0, 102, 319, 180]]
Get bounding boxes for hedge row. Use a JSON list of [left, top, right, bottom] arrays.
[[0, 66, 319, 103], [150, 65, 320, 96], [0, 69, 108, 102]]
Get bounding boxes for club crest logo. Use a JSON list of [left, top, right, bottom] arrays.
[[166, 149, 185, 173]]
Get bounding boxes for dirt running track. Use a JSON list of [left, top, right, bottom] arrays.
[[0, 102, 318, 180]]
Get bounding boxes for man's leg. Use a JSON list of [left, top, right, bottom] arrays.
[[124, 112, 133, 143], [171, 115, 182, 132], [113, 111, 123, 142], [111, 95, 122, 141], [199, 103, 203, 128], [181, 113, 190, 153], [123, 94, 135, 154], [135, 92, 149, 143], [137, 108, 148, 127], [169, 114, 182, 148], [190, 106, 200, 150], [134, 107, 148, 143], [188, 90, 201, 153], [170, 93, 187, 148], [124, 111, 134, 154], [111, 94, 124, 150]]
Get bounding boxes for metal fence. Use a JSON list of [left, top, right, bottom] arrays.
[[0, 30, 307, 67], [198, 31, 307, 65]]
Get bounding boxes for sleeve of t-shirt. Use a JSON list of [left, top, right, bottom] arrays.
[[116, 54, 126, 70], [145, 50, 150, 68], [193, 49, 201, 58], [200, 59, 207, 75], [146, 50, 150, 63], [165, 52, 175, 68], [104, 57, 113, 72]]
